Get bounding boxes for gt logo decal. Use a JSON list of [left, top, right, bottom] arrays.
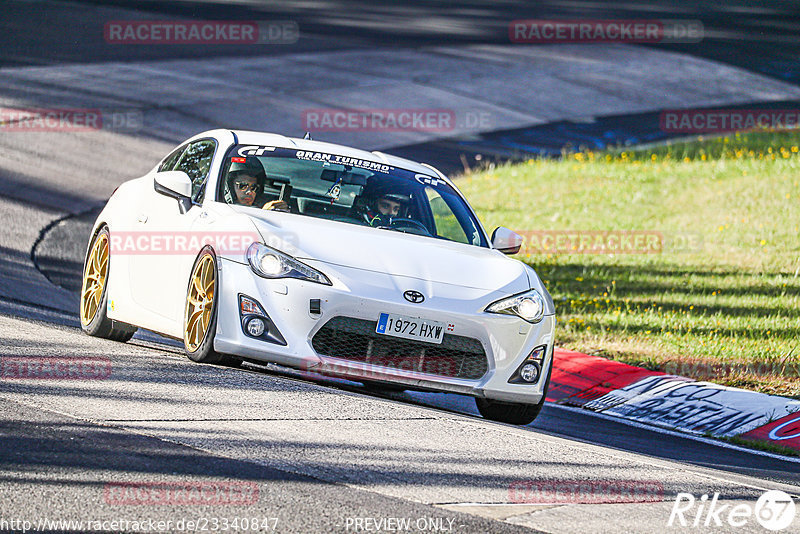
[[238, 145, 276, 157], [415, 174, 445, 187]]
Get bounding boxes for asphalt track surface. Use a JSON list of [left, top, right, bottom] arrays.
[[1, 1, 800, 532]]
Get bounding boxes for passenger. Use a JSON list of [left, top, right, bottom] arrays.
[[226, 158, 288, 211]]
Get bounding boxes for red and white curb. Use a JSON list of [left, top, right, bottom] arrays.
[[549, 349, 800, 453]]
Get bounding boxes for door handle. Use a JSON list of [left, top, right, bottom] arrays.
[[137, 214, 148, 224]]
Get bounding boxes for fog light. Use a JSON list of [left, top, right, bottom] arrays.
[[508, 344, 548, 384], [519, 363, 540, 383], [247, 317, 266, 337]]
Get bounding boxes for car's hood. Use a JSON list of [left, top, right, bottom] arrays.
[[247, 212, 528, 292]]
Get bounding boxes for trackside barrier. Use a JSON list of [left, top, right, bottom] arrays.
[[548, 349, 800, 452]]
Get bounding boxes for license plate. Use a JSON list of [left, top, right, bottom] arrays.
[[376, 313, 446, 344]]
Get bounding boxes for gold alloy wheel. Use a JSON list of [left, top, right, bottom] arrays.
[[184, 254, 216, 352], [80, 233, 109, 326]]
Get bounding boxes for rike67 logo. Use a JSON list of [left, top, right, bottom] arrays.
[[669, 490, 796, 531]]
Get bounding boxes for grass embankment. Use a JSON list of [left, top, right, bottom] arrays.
[[460, 132, 800, 397]]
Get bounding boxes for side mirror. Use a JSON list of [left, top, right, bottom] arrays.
[[154, 171, 193, 213], [491, 227, 523, 255]]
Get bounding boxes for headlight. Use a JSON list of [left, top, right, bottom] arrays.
[[485, 289, 545, 323], [246, 242, 331, 285]]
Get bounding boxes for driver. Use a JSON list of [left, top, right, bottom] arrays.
[[358, 183, 411, 227], [226, 158, 289, 211]]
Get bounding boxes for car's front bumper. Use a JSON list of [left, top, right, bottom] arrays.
[[214, 258, 555, 404]]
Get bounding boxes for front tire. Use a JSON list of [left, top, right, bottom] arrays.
[[183, 247, 237, 366], [80, 226, 137, 342], [475, 357, 553, 425]]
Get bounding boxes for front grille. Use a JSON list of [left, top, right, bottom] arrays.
[[311, 316, 488, 380]]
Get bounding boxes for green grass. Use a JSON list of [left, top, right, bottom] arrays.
[[458, 129, 800, 397], [722, 435, 800, 458]]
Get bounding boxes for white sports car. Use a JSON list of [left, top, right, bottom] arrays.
[[80, 129, 556, 424]]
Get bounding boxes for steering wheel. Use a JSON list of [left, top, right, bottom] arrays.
[[388, 218, 432, 236]]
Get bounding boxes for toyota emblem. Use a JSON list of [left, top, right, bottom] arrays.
[[403, 290, 425, 303]]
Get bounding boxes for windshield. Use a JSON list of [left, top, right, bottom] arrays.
[[217, 145, 488, 247]]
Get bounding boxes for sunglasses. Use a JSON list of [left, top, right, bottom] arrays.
[[235, 181, 259, 193]]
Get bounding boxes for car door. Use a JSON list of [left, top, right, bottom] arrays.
[[128, 139, 218, 336]]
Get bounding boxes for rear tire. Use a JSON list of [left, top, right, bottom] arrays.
[[475, 356, 553, 425], [183, 247, 237, 366], [80, 226, 137, 342]]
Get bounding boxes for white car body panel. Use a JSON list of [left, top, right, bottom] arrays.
[[89, 129, 556, 404], [244, 210, 528, 291]]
